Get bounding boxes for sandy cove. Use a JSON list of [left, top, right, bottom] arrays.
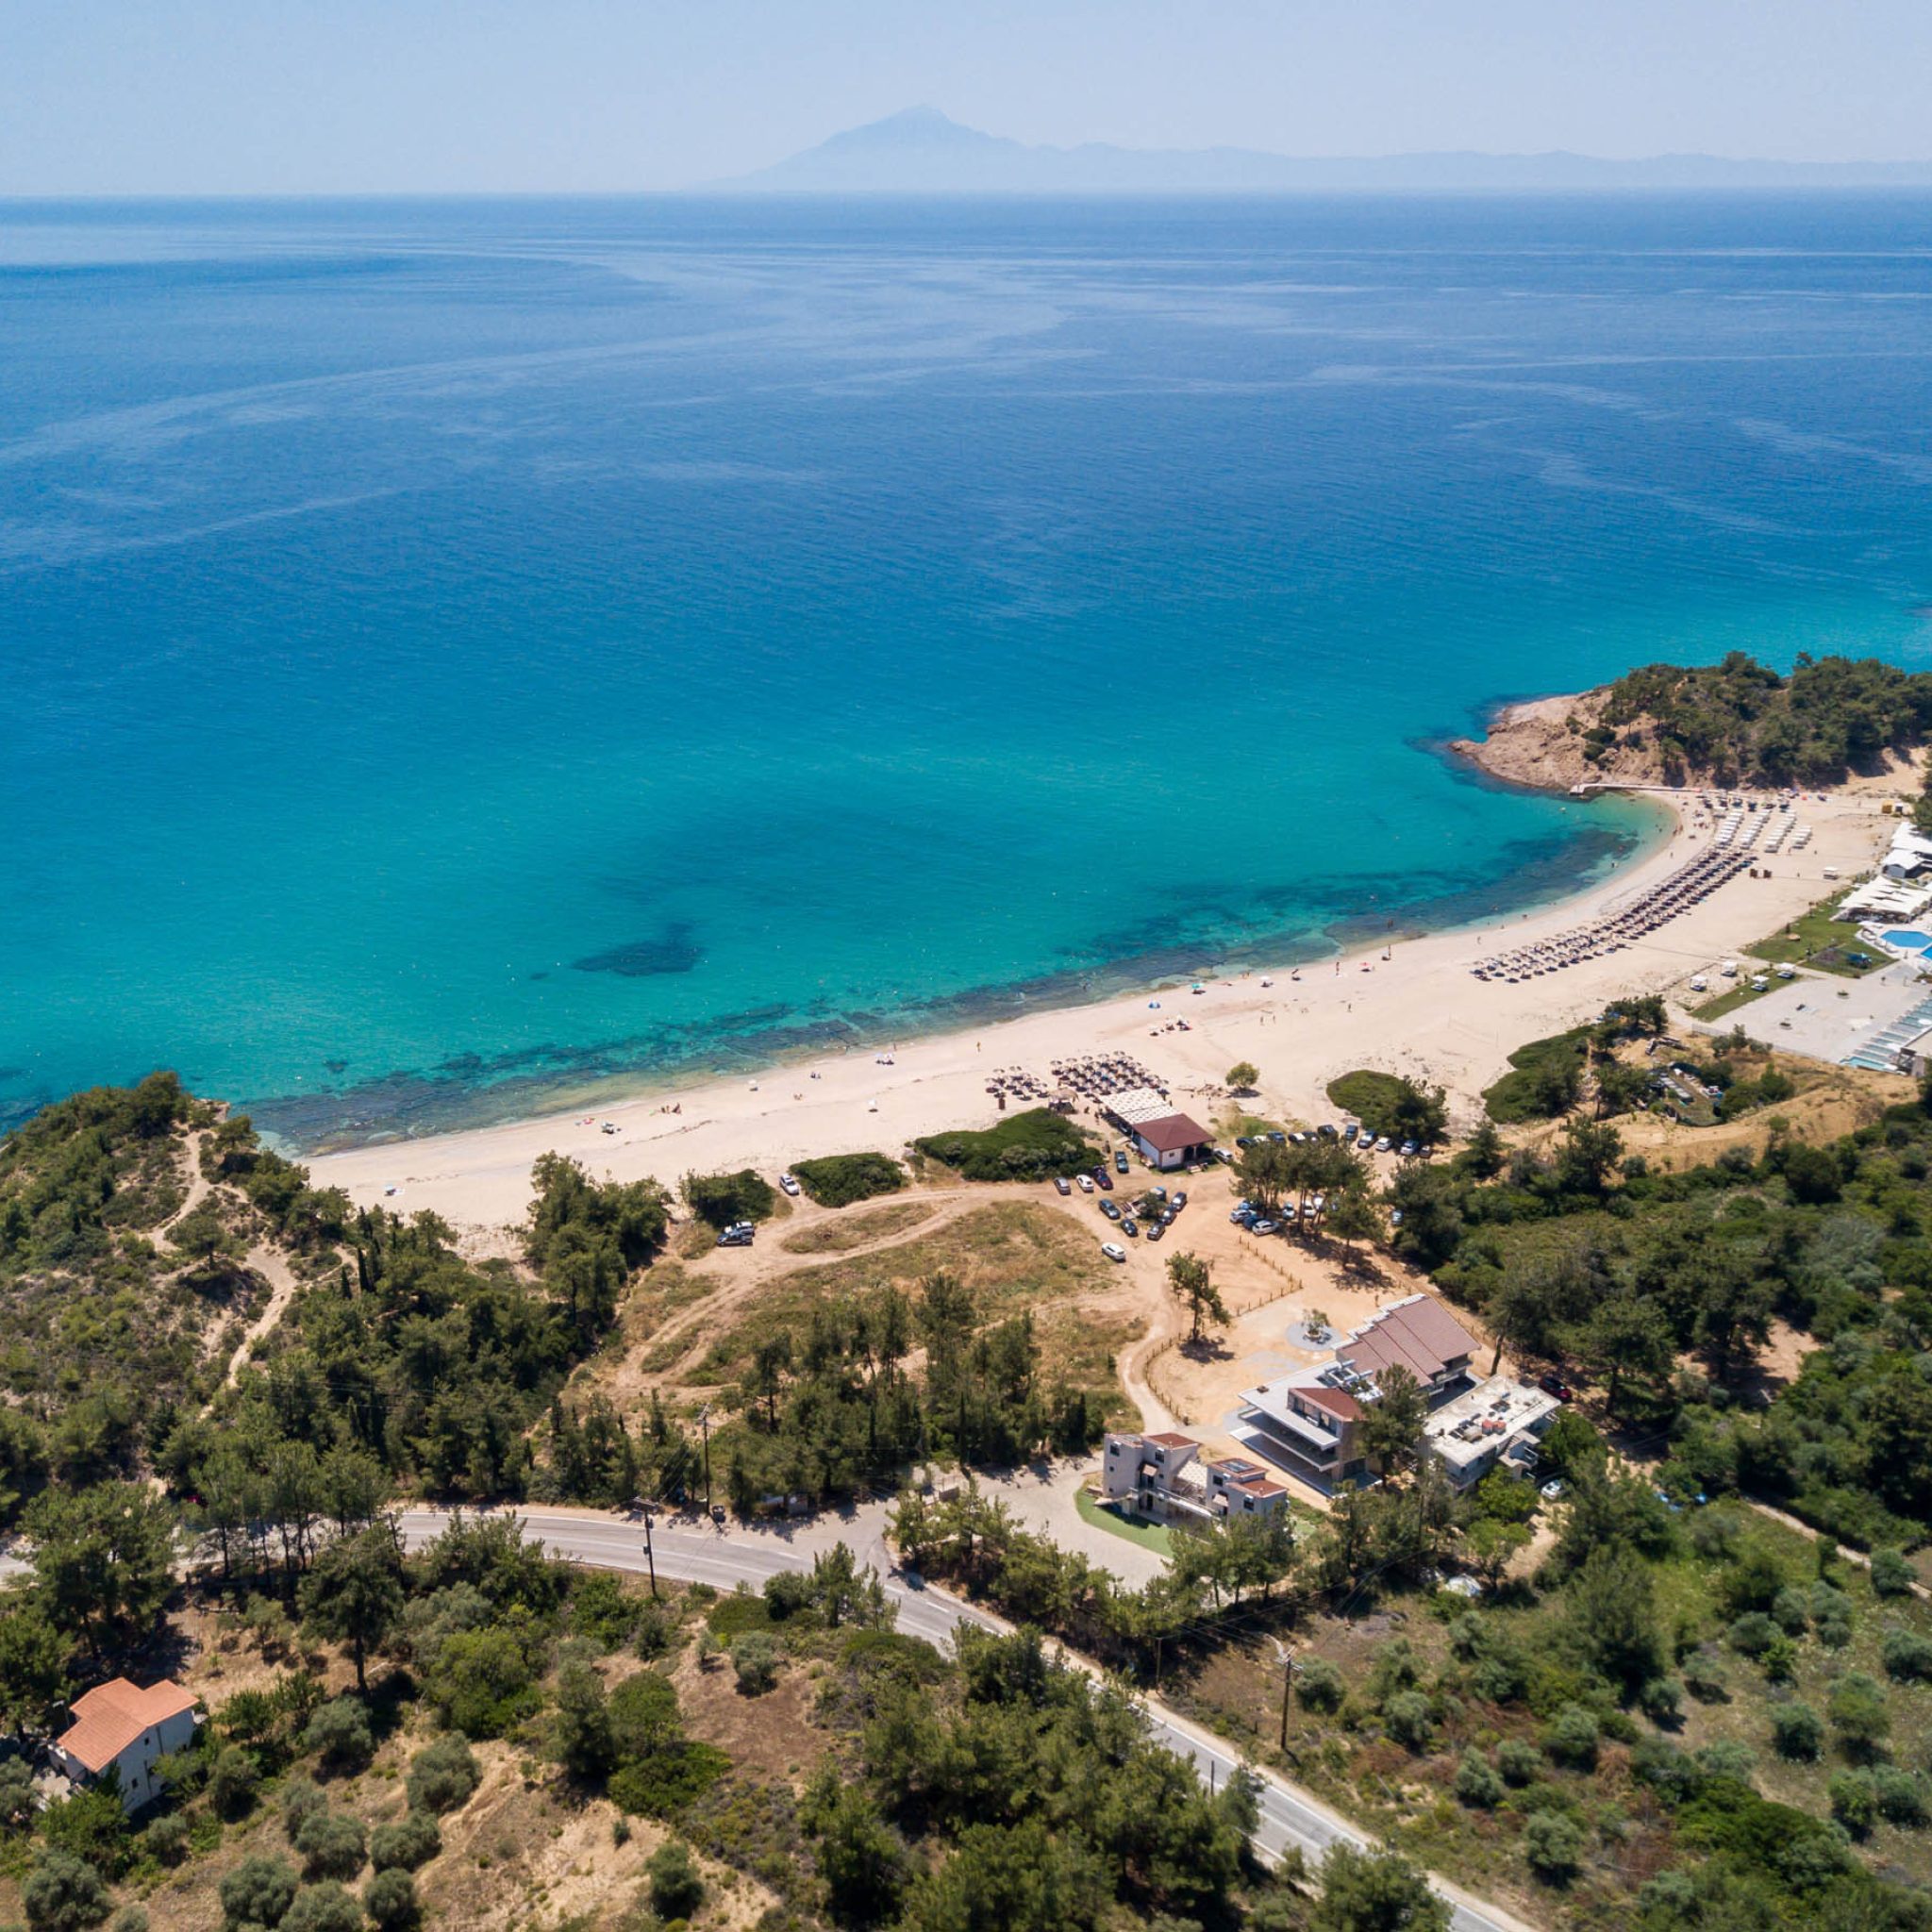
[[309, 777, 1897, 1237]]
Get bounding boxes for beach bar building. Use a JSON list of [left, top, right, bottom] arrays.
[[51, 1678, 201, 1813], [1883, 829, 1932, 881], [1102, 1086, 1211, 1170]]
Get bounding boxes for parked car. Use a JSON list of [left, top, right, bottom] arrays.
[[1267, 1130, 1287, 1144], [1122, 1218, 1140, 1238], [1114, 1150, 1130, 1174], [1539, 1374, 1574, 1401], [1251, 1219, 1278, 1237], [1100, 1198, 1122, 1222], [1053, 1175, 1072, 1196], [1094, 1167, 1113, 1190], [1076, 1173, 1094, 1193], [1171, 1191, 1188, 1210], [717, 1222, 755, 1248], [1101, 1241, 1127, 1263], [778, 1173, 802, 1197], [1235, 1135, 1254, 1149], [1146, 1222, 1165, 1242], [1399, 1140, 1418, 1158], [1540, 1478, 1567, 1501], [1374, 1136, 1393, 1153]]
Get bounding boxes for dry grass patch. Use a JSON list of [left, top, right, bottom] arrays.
[[670, 1645, 825, 1786], [1552, 1050, 1907, 1174], [694, 1202, 1110, 1385], [778, 1199, 938, 1256], [563, 1258, 717, 1406], [1036, 1306, 1141, 1424], [419, 1737, 646, 1932]]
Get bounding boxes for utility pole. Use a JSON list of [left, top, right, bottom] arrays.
[[1273, 1639, 1294, 1752], [641, 1502, 658, 1600], [697, 1405, 712, 1515]]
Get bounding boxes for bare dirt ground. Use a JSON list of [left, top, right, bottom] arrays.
[[669, 1642, 825, 1786], [1153, 1238, 1445, 1454]]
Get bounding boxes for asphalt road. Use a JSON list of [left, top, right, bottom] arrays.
[[395, 1506, 1530, 1932]]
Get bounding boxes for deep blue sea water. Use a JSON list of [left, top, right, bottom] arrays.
[[4, 195, 1930, 1146]]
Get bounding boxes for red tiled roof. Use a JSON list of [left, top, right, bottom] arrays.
[[57, 1679, 196, 1774], [1300, 1384, 1364, 1422], [1341, 1295, 1477, 1384], [1146, 1431, 1199, 1449], [1236, 1478, 1288, 1497], [1131, 1112, 1209, 1154]]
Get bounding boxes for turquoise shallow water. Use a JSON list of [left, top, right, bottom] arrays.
[[3, 195, 1930, 1145]]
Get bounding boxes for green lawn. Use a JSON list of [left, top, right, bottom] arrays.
[[1745, 894, 1886, 978], [1075, 1486, 1174, 1557], [1691, 979, 1776, 1022]]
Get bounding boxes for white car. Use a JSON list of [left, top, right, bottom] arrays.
[[1076, 1174, 1095, 1192], [1101, 1241, 1127, 1263], [1540, 1478, 1566, 1501], [778, 1173, 801, 1196]]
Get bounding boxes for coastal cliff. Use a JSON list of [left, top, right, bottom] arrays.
[[1454, 655, 1932, 795], [1449, 689, 1635, 792]]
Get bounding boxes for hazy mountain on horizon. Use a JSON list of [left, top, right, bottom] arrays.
[[708, 106, 1932, 193]]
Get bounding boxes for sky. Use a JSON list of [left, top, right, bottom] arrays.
[[4, 0, 1929, 195]]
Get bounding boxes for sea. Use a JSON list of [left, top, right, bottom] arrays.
[[4, 194, 1930, 1148]]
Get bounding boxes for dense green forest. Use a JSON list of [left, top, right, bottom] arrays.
[[1583, 651, 1932, 785], [1389, 1064, 1932, 1555]]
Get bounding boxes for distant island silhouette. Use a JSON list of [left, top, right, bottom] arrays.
[[707, 106, 1932, 193]]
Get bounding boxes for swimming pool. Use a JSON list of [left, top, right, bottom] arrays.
[[1881, 930, 1932, 950]]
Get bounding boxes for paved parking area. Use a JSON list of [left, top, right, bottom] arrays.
[[1703, 958, 1932, 1063]]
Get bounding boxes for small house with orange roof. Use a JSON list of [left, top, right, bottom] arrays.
[[51, 1678, 201, 1812]]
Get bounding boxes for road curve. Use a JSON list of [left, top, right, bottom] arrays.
[[394, 1506, 1533, 1932]]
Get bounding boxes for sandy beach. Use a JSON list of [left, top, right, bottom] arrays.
[[307, 740, 1902, 1237]]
